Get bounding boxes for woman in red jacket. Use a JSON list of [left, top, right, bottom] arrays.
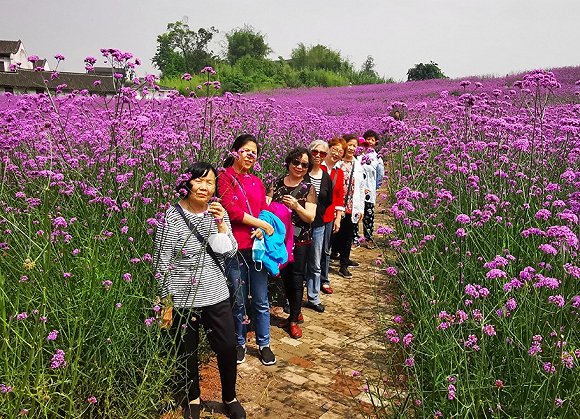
[[319, 137, 346, 294]]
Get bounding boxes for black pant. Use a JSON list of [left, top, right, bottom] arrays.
[[281, 243, 310, 322], [332, 213, 355, 268], [170, 299, 237, 405], [363, 202, 375, 241]]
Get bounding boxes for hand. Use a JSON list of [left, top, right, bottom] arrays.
[[333, 219, 341, 233], [208, 202, 225, 222], [251, 228, 264, 239], [261, 221, 274, 236], [282, 195, 299, 210]]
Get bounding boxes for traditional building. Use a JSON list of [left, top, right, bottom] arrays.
[[0, 40, 170, 98], [0, 40, 50, 72]]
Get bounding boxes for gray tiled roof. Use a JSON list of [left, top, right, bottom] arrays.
[[0, 69, 116, 94], [0, 40, 21, 55]]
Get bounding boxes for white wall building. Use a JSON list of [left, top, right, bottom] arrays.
[[0, 40, 49, 72]]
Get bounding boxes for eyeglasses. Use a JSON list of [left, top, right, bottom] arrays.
[[291, 159, 309, 169], [329, 147, 344, 155], [310, 150, 328, 158]]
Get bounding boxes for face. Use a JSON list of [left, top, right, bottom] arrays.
[[234, 141, 258, 172], [365, 136, 377, 148], [289, 153, 309, 178], [310, 146, 327, 167], [187, 170, 216, 204], [345, 139, 358, 158], [328, 144, 344, 163]]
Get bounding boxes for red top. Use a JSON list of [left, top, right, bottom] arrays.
[[321, 162, 345, 223], [218, 166, 268, 250]]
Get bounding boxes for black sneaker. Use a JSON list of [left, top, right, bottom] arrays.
[[305, 301, 325, 313], [338, 267, 352, 278], [183, 402, 201, 419], [258, 346, 277, 366], [330, 253, 340, 261], [223, 399, 246, 419], [347, 259, 359, 267], [236, 345, 246, 364]]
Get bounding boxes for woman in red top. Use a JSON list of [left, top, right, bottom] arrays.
[[218, 134, 277, 366], [320, 137, 346, 293]]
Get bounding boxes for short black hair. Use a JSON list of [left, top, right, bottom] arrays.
[[363, 130, 379, 141], [175, 162, 218, 198], [284, 146, 313, 172], [223, 134, 261, 168]]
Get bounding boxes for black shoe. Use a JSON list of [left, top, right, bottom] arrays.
[[258, 346, 277, 365], [339, 267, 352, 278], [347, 259, 359, 267], [236, 345, 246, 364], [330, 253, 340, 261], [305, 301, 325, 313], [183, 403, 200, 419], [283, 303, 290, 314], [223, 399, 246, 419]]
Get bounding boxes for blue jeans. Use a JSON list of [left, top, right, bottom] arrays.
[[306, 225, 325, 304], [319, 221, 334, 287], [226, 249, 270, 347]]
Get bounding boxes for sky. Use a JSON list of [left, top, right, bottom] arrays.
[[2, 0, 579, 81]]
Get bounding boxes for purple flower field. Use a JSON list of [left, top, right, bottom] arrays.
[[0, 50, 578, 417]]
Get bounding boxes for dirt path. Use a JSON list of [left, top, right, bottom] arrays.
[[189, 202, 397, 418]]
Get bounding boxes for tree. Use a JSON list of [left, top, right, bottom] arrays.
[[226, 25, 271, 65], [290, 43, 347, 73], [407, 61, 447, 81], [361, 55, 377, 77], [152, 21, 218, 76], [151, 33, 185, 78]]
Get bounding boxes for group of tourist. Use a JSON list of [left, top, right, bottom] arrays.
[[153, 132, 384, 419]]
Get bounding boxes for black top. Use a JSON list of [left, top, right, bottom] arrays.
[[270, 176, 316, 242], [307, 172, 333, 228]]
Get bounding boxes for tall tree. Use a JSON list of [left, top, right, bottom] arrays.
[[152, 32, 185, 77], [407, 61, 447, 81], [226, 25, 271, 65], [152, 21, 218, 76], [361, 56, 377, 76]]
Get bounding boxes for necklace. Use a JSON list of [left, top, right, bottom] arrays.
[[180, 199, 206, 214]]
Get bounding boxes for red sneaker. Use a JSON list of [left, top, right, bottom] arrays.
[[279, 313, 303, 328], [321, 285, 334, 294], [289, 323, 302, 339]]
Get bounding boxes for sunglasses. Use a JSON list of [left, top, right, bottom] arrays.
[[310, 150, 328, 158], [291, 159, 309, 169]]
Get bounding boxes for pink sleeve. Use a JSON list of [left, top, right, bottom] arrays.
[[258, 180, 268, 212], [218, 173, 246, 223]]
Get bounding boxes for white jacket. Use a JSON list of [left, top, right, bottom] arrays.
[[357, 149, 384, 204], [339, 159, 365, 223]]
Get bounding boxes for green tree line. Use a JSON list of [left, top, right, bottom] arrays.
[[152, 22, 393, 94]]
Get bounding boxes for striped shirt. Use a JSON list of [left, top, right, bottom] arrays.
[[310, 176, 322, 195], [154, 205, 238, 308]]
